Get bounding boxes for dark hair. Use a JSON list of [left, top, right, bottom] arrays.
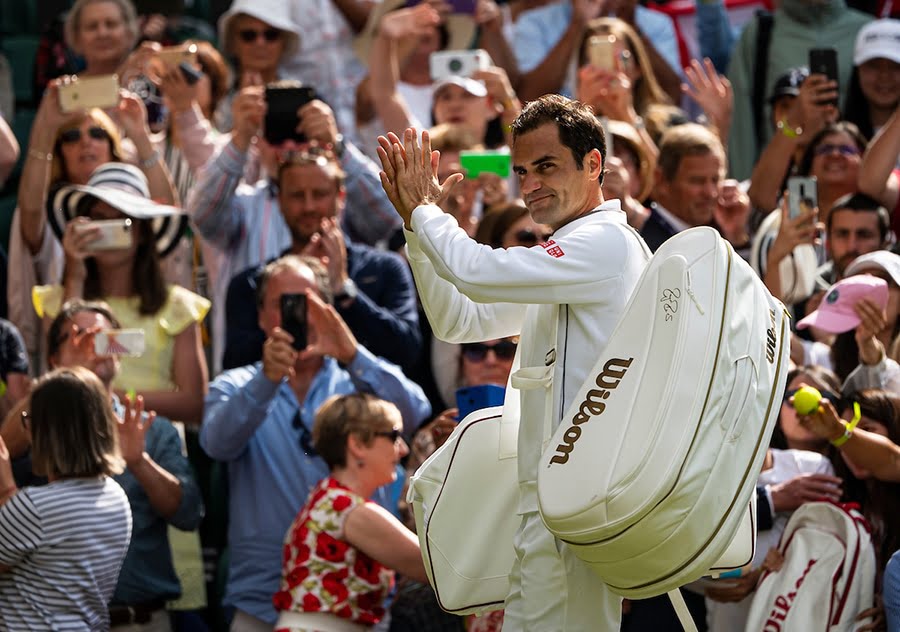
[[194, 40, 231, 112], [474, 202, 531, 248], [29, 366, 124, 478], [827, 192, 891, 245], [842, 67, 875, 142], [511, 94, 606, 177], [47, 299, 122, 362], [81, 217, 166, 315], [797, 121, 868, 177], [313, 393, 402, 469], [771, 365, 842, 449], [831, 388, 900, 569]]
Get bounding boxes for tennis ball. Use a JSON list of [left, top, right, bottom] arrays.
[[792, 386, 822, 416]]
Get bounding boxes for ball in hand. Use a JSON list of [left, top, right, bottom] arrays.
[[792, 386, 822, 416]]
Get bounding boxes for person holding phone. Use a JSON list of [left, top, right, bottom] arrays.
[[201, 255, 430, 631], [378, 95, 650, 630], [844, 19, 900, 143]]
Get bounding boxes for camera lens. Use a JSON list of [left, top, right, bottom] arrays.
[[449, 58, 463, 73]]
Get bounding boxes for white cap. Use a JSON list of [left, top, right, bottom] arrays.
[[434, 76, 488, 98], [844, 250, 900, 287], [853, 19, 900, 65]]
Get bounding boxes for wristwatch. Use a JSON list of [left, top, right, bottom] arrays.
[[335, 278, 358, 307]]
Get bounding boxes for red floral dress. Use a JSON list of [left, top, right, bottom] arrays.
[[273, 477, 394, 629]]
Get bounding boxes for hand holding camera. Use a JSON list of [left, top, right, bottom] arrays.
[[232, 73, 266, 151], [792, 74, 839, 138], [297, 100, 339, 147], [378, 3, 440, 41], [299, 289, 359, 366], [768, 189, 821, 270]]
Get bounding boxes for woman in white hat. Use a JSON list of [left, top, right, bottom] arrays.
[[213, 0, 301, 132], [32, 162, 210, 427], [844, 19, 900, 142]]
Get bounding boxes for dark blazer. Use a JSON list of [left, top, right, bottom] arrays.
[[639, 207, 680, 254]]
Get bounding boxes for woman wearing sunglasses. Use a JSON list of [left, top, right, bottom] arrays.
[[274, 393, 426, 632], [213, 0, 301, 133]]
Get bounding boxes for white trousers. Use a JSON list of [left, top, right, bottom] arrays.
[[503, 511, 622, 631]]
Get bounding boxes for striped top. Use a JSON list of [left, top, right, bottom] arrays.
[[0, 477, 132, 631]]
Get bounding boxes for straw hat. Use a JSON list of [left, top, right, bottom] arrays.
[[354, 0, 477, 64], [218, 0, 301, 59]]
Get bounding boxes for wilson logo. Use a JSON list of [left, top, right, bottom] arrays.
[[549, 357, 633, 466], [766, 308, 777, 364], [762, 559, 817, 631]]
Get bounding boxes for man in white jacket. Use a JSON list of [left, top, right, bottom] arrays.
[[377, 94, 650, 630]]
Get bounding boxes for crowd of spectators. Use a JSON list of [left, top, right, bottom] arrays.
[[0, 0, 898, 629]]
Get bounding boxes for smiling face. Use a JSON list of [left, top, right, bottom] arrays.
[[74, 1, 133, 70], [858, 58, 900, 111], [655, 152, 722, 227], [360, 410, 409, 488], [512, 123, 603, 230], [278, 162, 344, 248], [58, 117, 113, 185], [433, 84, 492, 139], [810, 131, 862, 189]]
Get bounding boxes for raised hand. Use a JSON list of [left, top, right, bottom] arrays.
[[117, 394, 156, 467], [300, 289, 358, 365], [854, 298, 888, 366], [682, 58, 733, 141]]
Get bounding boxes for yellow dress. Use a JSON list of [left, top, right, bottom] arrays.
[[33, 283, 211, 610]]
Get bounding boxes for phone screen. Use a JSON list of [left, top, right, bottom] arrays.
[[456, 384, 505, 421], [280, 293, 308, 351], [459, 151, 511, 178], [264, 86, 317, 146], [588, 35, 616, 71], [787, 176, 818, 219]]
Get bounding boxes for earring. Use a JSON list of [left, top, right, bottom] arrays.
[[356, 459, 365, 468]]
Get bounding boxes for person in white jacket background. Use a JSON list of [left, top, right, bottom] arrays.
[[377, 94, 650, 631]]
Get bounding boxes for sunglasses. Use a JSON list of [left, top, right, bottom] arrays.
[[374, 429, 403, 443], [813, 143, 860, 157], [784, 388, 842, 409], [514, 229, 553, 246], [238, 28, 282, 43], [58, 126, 109, 145], [461, 340, 518, 362]]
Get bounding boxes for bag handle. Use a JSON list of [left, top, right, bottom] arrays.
[[668, 589, 699, 632]]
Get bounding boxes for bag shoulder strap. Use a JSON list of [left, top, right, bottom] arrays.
[[752, 11, 775, 149], [668, 589, 699, 632]]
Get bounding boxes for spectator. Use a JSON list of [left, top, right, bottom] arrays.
[[273, 393, 427, 631], [601, 119, 658, 229], [797, 122, 869, 222], [32, 163, 209, 425], [824, 193, 892, 284], [214, 0, 300, 132], [43, 300, 204, 631], [843, 19, 900, 142], [64, 0, 140, 77], [222, 147, 421, 373], [512, 0, 682, 102], [0, 320, 30, 424], [640, 123, 738, 253], [0, 367, 132, 630], [10, 81, 178, 372], [187, 89, 400, 370], [200, 255, 429, 631]]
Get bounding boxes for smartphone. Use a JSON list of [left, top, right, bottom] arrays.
[[588, 34, 616, 72], [280, 293, 308, 351], [264, 86, 318, 146], [456, 384, 505, 421], [156, 43, 198, 68], [809, 48, 839, 106], [459, 150, 511, 178], [58, 74, 120, 113], [787, 176, 818, 219], [75, 219, 134, 251], [94, 329, 146, 357]]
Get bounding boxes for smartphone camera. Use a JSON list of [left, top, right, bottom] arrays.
[[280, 293, 308, 351]]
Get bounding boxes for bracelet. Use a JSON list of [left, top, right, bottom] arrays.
[[776, 119, 803, 139], [28, 148, 54, 162], [831, 401, 862, 447], [139, 149, 161, 169]]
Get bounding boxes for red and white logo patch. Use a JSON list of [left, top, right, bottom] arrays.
[[541, 240, 565, 258]]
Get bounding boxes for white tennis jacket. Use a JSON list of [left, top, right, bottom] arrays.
[[405, 200, 650, 514]]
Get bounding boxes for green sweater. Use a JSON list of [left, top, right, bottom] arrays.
[[726, 0, 871, 180]]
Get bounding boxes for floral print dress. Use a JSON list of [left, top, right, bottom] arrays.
[[274, 477, 394, 629]]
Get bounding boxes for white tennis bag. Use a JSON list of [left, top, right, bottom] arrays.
[[744, 502, 876, 631], [406, 397, 521, 615], [537, 227, 791, 599]]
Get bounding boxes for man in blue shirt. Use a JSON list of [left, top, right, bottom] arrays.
[[45, 300, 205, 631], [201, 255, 431, 631]]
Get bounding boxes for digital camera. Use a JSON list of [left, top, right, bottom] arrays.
[[429, 49, 492, 82]]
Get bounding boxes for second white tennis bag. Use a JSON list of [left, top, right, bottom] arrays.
[[537, 226, 791, 598]]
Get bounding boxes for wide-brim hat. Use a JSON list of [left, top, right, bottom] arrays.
[[218, 0, 301, 59], [354, 0, 476, 64], [48, 163, 187, 258]]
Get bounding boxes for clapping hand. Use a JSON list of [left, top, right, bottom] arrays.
[[377, 129, 464, 228], [117, 394, 156, 468]]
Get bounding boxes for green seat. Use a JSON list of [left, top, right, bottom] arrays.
[[0, 36, 40, 107], [0, 0, 38, 35]]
